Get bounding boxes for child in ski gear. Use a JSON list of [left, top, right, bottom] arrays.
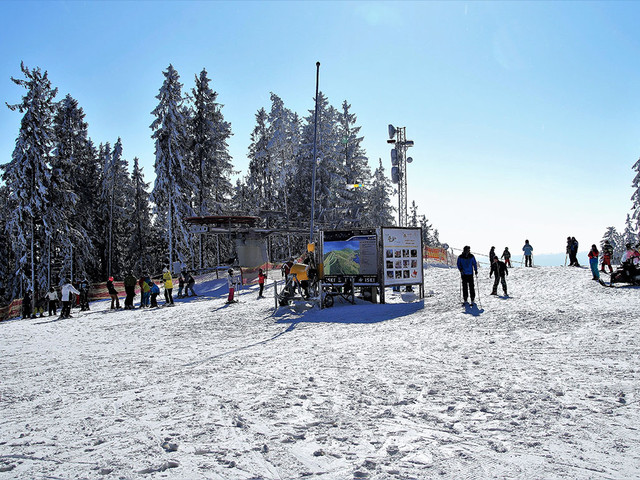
[[489, 256, 508, 296], [162, 267, 174, 305], [601, 241, 614, 273], [60, 279, 80, 319], [141, 276, 151, 307], [149, 280, 160, 307], [47, 287, 59, 316], [588, 244, 600, 281], [457, 246, 478, 305], [107, 277, 120, 309], [78, 277, 90, 311], [501, 247, 512, 267], [185, 271, 196, 297], [124, 271, 137, 309], [227, 268, 236, 303], [22, 290, 32, 319], [258, 268, 267, 298], [177, 273, 185, 298], [522, 240, 533, 267]]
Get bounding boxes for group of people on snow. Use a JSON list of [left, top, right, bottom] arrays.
[[456, 238, 640, 305], [22, 266, 196, 319]]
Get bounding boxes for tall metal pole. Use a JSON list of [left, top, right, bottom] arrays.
[[397, 127, 407, 227], [310, 61, 320, 244]]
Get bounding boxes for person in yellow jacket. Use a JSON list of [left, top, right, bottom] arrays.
[[162, 267, 174, 305]]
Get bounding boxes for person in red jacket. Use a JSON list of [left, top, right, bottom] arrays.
[[588, 244, 600, 281], [258, 268, 267, 298]]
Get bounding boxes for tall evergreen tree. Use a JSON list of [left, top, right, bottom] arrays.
[[1, 63, 57, 296], [246, 107, 271, 213], [338, 100, 370, 224], [363, 159, 395, 227], [622, 213, 637, 248], [150, 64, 195, 268], [631, 157, 640, 242], [127, 157, 155, 274], [601, 226, 623, 264], [51, 94, 95, 283], [189, 68, 233, 216]]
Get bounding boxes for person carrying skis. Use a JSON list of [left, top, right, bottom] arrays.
[[123, 271, 137, 309], [490, 255, 508, 296], [456, 246, 478, 305], [501, 247, 512, 267], [162, 267, 174, 305], [588, 244, 600, 281], [601, 241, 614, 273], [60, 279, 80, 319], [46, 287, 59, 317], [257, 268, 267, 298], [78, 276, 90, 311], [107, 276, 120, 309], [522, 240, 534, 267]]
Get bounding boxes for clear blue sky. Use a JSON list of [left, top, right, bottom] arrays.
[[1, 1, 639, 258]]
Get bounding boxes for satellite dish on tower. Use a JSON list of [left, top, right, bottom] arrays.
[[406, 157, 413, 164], [388, 124, 396, 139]]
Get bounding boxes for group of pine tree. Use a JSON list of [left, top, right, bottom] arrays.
[[601, 156, 640, 263], [0, 63, 440, 303]]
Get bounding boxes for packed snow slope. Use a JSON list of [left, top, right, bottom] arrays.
[[1, 265, 639, 479]]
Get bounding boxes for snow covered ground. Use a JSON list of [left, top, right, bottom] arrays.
[[1, 265, 639, 479]]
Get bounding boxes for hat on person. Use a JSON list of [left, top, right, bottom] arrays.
[[108, 277, 114, 281], [163, 267, 168, 273]]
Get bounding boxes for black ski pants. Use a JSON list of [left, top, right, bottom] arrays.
[[461, 274, 475, 303], [492, 275, 507, 294], [124, 285, 135, 308], [525, 255, 532, 267]]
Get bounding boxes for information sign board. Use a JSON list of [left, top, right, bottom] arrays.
[[382, 227, 423, 286]]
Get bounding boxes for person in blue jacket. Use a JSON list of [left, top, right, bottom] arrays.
[[457, 246, 478, 305], [522, 240, 534, 267]]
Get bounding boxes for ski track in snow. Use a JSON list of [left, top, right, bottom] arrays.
[[0, 266, 639, 479]]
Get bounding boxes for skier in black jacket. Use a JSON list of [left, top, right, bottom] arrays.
[[490, 256, 508, 296]]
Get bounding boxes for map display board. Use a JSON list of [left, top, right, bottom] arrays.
[[382, 227, 423, 286], [322, 229, 379, 285]]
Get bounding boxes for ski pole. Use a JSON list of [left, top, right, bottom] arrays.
[[564, 254, 568, 266], [475, 273, 482, 309]]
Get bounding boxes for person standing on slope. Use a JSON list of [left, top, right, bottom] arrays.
[[226, 268, 236, 303], [162, 267, 174, 305], [588, 244, 600, 281], [522, 240, 534, 267], [490, 255, 509, 296], [601, 240, 614, 273], [457, 246, 478, 305], [501, 247, 512, 267], [60, 279, 80, 319], [123, 271, 137, 309], [489, 246, 496, 265], [570, 237, 580, 266], [107, 276, 120, 309], [257, 268, 267, 298]]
